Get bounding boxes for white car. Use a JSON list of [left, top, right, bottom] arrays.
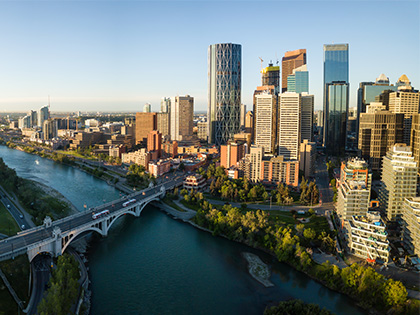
[[21, 225, 25, 229]]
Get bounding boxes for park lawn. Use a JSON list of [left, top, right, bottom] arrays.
[[304, 215, 330, 234], [0, 203, 20, 236], [55, 150, 97, 160], [162, 197, 186, 212], [180, 200, 201, 211], [0, 254, 30, 310]]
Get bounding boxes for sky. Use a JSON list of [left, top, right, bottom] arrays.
[[0, 0, 419, 113]]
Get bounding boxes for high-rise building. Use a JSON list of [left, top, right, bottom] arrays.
[[253, 85, 276, 143], [358, 103, 404, 171], [287, 64, 309, 93], [147, 130, 162, 158], [240, 104, 247, 129], [135, 112, 157, 146], [143, 103, 152, 113], [157, 112, 170, 141], [254, 92, 278, 154], [43, 119, 58, 140], [220, 140, 246, 169], [324, 82, 349, 155], [37, 105, 49, 128], [245, 145, 264, 182], [336, 158, 371, 222], [301, 93, 314, 142], [411, 114, 420, 175], [197, 121, 208, 141], [261, 63, 280, 93], [323, 44, 349, 154], [299, 140, 316, 179], [29, 110, 37, 127], [388, 78, 420, 145], [208, 43, 241, 145], [18, 115, 31, 129], [161, 97, 171, 113], [278, 92, 300, 160], [282, 49, 306, 93], [402, 197, 420, 256], [379, 144, 418, 221], [316, 110, 324, 128], [170, 95, 194, 141], [244, 111, 254, 138]]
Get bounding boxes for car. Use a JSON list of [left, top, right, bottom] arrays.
[[19, 214, 23, 219], [7, 205, 10, 208], [21, 224, 25, 229]]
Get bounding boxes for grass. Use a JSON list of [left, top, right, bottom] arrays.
[[0, 203, 20, 236], [180, 200, 201, 211], [162, 197, 186, 212], [0, 254, 30, 313], [55, 150, 97, 160]]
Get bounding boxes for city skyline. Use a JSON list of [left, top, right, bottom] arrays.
[[0, 1, 418, 113]]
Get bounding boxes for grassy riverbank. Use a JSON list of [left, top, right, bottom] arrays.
[[0, 203, 19, 236]]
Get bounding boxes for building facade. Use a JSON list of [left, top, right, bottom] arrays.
[[135, 112, 157, 146], [254, 93, 278, 154], [281, 49, 306, 93], [287, 64, 309, 93], [261, 63, 280, 93], [379, 144, 418, 221], [411, 114, 420, 174], [278, 92, 300, 160], [299, 140, 316, 178], [301, 93, 314, 142], [402, 197, 420, 256], [208, 43, 241, 145], [171, 95, 194, 141]]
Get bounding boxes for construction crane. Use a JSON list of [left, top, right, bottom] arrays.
[[259, 57, 263, 71]]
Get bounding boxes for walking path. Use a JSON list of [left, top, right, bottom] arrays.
[[0, 268, 24, 310], [153, 200, 196, 221]]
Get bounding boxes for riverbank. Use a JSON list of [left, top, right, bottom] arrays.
[[242, 252, 274, 287]]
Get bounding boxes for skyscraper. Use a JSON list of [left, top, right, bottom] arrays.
[[208, 43, 241, 145], [278, 92, 301, 160], [323, 43, 349, 155], [254, 92, 278, 154], [324, 82, 349, 155], [281, 49, 306, 93], [301, 93, 314, 142], [143, 103, 152, 113], [170, 95, 194, 141], [161, 97, 170, 113], [240, 104, 247, 129], [37, 105, 49, 128], [261, 62, 280, 93], [379, 144, 417, 221], [287, 64, 309, 93], [411, 114, 420, 175]]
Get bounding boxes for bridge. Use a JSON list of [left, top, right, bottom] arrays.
[[0, 178, 184, 263]]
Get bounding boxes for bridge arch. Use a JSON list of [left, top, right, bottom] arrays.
[[106, 210, 137, 234], [61, 226, 105, 254]]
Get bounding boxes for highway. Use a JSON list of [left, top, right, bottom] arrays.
[[0, 191, 30, 230], [0, 177, 184, 260]]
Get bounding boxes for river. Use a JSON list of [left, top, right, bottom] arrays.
[[0, 145, 366, 315]]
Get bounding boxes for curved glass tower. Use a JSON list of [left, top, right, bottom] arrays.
[[208, 43, 241, 145]]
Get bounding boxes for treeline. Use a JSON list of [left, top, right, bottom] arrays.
[[190, 193, 415, 314], [126, 164, 155, 189], [38, 254, 80, 315], [0, 157, 71, 225], [265, 299, 334, 315]]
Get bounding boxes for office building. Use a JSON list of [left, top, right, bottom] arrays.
[[301, 93, 314, 142], [157, 112, 170, 140], [233, 132, 251, 150], [147, 130, 162, 157], [245, 111, 254, 138], [197, 121, 208, 141], [358, 103, 404, 171], [278, 92, 300, 160], [287, 64, 309, 93], [135, 112, 157, 146], [348, 211, 390, 263], [161, 97, 171, 113], [29, 110, 37, 127], [162, 140, 178, 157], [337, 158, 371, 222], [18, 116, 31, 129], [411, 114, 420, 174], [379, 144, 418, 221], [299, 140, 316, 178], [37, 105, 50, 128], [149, 159, 171, 177], [220, 140, 246, 169], [240, 104, 247, 128], [402, 197, 420, 256], [282, 49, 306, 93], [316, 110, 324, 128], [43, 119, 58, 140], [208, 43, 241, 145], [244, 146, 264, 182], [261, 63, 280, 93], [323, 44, 349, 154], [254, 92, 278, 154], [121, 148, 151, 168], [261, 155, 299, 187], [324, 82, 349, 155], [253, 85, 276, 143], [143, 103, 152, 113], [171, 95, 194, 141], [388, 79, 420, 145]]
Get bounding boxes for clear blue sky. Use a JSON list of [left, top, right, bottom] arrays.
[[0, 0, 418, 113]]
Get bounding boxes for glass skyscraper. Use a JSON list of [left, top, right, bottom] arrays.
[[323, 44, 349, 154], [208, 43, 241, 145], [287, 64, 309, 93]]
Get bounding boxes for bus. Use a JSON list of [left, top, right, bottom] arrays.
[[92, 210, 110, 220], [123, 199, 137, 207]]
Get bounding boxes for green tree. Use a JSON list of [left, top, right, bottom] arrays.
[[303, 228, 316, 241]]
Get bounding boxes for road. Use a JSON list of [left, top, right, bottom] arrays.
[[0, 177, 184, 261], [314, 155, 335, 215], [0, 188, 31, 231], [26, 254, 52, 315]]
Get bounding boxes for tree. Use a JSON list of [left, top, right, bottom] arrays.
[[303, 228, 316, 241], [382, 279, 407, 308]]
